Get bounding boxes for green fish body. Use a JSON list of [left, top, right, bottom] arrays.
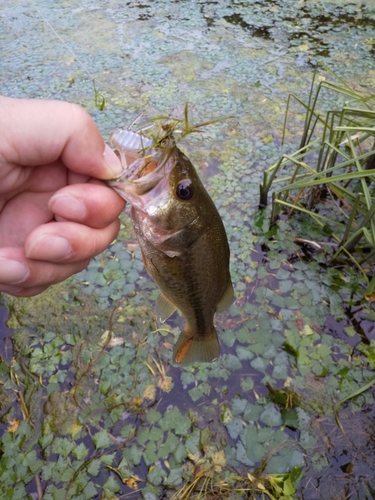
[[109, 135, 233, 365]]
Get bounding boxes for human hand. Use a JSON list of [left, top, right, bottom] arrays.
[[0, 96, 126, 297]]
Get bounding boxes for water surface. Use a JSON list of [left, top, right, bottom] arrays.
[[1, 1, 375, 498]]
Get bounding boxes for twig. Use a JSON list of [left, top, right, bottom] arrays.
[[35, 473, 43, 500]]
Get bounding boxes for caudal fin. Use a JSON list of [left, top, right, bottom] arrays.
[[172, 328, 220, 366]]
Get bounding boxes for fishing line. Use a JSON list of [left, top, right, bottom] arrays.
[[28, 0, 120, 96]]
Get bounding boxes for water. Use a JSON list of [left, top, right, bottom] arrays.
[[1, 1, 375, 498]]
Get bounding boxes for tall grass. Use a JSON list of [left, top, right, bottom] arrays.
[[260, 64, 375, 292]]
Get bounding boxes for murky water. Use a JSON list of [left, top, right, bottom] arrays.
[[1, 1, 375, 498]]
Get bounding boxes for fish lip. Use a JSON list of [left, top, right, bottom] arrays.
[[107, 143, 175, 198], [108, 145, 177, 213]]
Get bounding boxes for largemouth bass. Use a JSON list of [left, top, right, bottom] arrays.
[[108, 129, 233, 366]]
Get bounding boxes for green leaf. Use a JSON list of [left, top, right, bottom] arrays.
[[146, 410, 162, 424], [149, 426, 164, 442], [166, 466, 182, 486], [173, 443, 187, 462], [290, 465, 304, 485], [188, 383, 210, 402], [103, 475, 120, 497], [22, 450, 37, 467], [281, 408, 299, 430], [125, 445, 142, 466], [42, 463, 54, 481], [87, 459, 101, 477], [226, 417, 243, 439], [236, 346, 254, 361], [120, 424, 136, 439], [101, 453, 116, 466], [185, 429, 200, 454], [82, 481, 97, 500], [158, 432, 180, 458], [93, 430, 111, 449], [72, 443, 88, 461], [144, 442, 158, 465], [221, 329, 236, 347], [160, 407, 191, 435], [147, 466, 165, 486], [283, 476, 296, 496], [260, 405, 282, 426], [52, 437, 75, 456], [136, 428, 149, 446], [231, 398, 247, 416]]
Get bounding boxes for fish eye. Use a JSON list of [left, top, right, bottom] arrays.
[[176, 179, 194, 200]]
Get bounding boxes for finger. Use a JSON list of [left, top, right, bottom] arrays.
[[0, 247, 91, 292], [0, 284, 49, 297], [24, 219, 120, 262], [0, 96, 122, 180], [48, 182, 126, 229], [0, 191, 53, 247]]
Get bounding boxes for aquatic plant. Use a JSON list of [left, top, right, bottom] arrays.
[[260, 65, 375, 292], [119, 103, 233, 158]]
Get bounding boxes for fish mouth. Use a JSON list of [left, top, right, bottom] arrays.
[[107, 136, 176, 212]]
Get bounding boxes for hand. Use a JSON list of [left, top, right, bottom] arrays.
[[0, 96, 126, 297]]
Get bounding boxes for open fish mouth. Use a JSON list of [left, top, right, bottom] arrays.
[[106, 128, 177, 214], [107, 129, 175, 197]]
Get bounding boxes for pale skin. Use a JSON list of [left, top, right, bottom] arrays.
[[0, 96, 126, 297]]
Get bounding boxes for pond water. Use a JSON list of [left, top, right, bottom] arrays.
[[1, 0, 375, 499]]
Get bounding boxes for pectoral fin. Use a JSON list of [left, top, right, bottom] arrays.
[[173, 328, 220, 366], [216, 281, 234, 313], [156, 293, 177, 323]]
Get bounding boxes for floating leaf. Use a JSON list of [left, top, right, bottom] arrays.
[[160, 407, 191, 435], [146, 410, 162, 424], [240, 377, 254, 392], [226, 417, 243, 440], [87, 459, 101, 477], [103, 475, 120, 497], [281, 408, 299, 430], [93, 430, 111, 449], [147, 466, 165, 486], [185, 429, 200, 454], [82, 481, 97, 499], [166, 467, 183, 486], [72, 443, 88, 461]]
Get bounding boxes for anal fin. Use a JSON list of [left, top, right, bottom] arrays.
[[156, 293, 177, 323], [216, 281, 234, 313]]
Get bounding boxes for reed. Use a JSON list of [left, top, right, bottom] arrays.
[[260, 65, 375, 292]]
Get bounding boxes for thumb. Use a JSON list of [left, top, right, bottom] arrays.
[[0, 96, 123, 180]]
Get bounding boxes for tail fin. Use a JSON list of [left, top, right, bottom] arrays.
[[172, 327, 220, 366]]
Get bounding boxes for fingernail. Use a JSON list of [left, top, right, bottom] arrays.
[[104, 144, 123, 175], [0, 259, 29, 284], [49, 194, 87, 220], [26, 234, 72, 261]]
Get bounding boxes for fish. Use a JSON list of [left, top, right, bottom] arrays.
[[108, 128, 233, 366]]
